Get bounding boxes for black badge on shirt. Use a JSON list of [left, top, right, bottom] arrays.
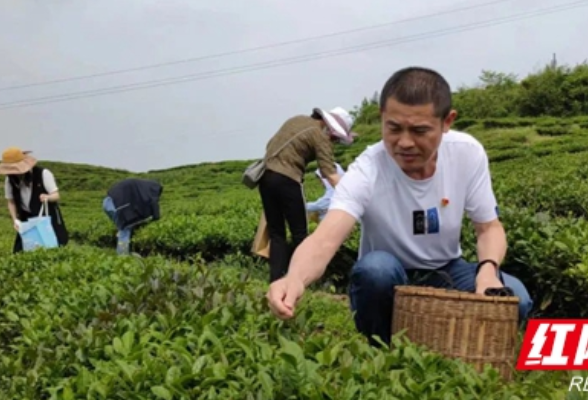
[[412, 210, 425, 235]]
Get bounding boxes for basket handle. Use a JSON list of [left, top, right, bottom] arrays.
[[478, 268, 516, 297], [484, 287, 515, 297], [432, 270, 456, 289], [429, 269, 514, 297], [411, 270, 457, 289]]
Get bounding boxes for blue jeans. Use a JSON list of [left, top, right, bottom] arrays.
[[349, 250, 534, 346], [102, 196, 132, 255]]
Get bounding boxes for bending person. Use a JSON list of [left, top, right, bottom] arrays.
[[102, 178, 163, 255], [259, 106, 357, 283]]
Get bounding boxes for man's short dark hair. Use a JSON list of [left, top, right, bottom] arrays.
[[379, 67, 452, 119]]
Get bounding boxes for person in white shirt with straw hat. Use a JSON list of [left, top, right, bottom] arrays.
[[0, 147, 69, 253]]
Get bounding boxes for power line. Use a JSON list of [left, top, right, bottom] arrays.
[[0, 0, 584, 111], [54, 127, 254, 156], [0, 0, 515, 92]]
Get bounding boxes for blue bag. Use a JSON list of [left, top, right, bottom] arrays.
[[19, 202, 59, 251]]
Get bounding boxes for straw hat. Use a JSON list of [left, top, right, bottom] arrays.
[[0, 147, 37, 175], [312, 106, 358, 144]]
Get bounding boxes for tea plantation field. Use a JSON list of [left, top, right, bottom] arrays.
[[2, 116, 588, 398]]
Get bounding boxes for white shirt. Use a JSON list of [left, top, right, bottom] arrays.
[[316, 163, 346, 193], [307, 163, 346, 219], [329, 130, 498, 270], [4, 169, 59, 213]]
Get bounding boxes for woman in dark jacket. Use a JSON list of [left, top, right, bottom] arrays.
[[259, 106, 358, 282], [0, 147, 69, 253]]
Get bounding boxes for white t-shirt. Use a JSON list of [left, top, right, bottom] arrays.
[[4, 169, 59, 213], [329, 130, 498, 270]]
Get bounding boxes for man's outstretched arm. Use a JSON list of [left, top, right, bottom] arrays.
[[287, 209, 357, 287]]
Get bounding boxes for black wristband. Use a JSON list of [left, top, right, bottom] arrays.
[[476, 259, 499, 276]]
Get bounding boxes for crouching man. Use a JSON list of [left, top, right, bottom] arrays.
[[265, 66, 533, 346]]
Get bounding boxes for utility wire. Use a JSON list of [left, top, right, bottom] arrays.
[[0, 1, 585, 111], [0, 0, 516, 92]]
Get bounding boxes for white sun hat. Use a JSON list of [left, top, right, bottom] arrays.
[[312, 106, 358, 144]]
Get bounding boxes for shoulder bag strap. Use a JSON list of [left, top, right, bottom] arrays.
[[264, 126, 317, 161]]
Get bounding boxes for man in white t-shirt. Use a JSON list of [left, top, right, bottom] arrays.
[[266, 66, 533, 346]]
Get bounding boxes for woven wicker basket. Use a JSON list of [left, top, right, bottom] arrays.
[[391, 285, 520, 381]]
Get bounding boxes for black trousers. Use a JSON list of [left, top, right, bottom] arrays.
[[258, 170, 308, 282]]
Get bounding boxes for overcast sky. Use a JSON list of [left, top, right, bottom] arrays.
[[0, 0, 585, 172]]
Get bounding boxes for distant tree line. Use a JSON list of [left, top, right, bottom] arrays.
[[351, 60, 588, 123]]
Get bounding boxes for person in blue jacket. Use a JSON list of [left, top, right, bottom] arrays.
[[306, 162, 346, 222], [102, 178, 163, 255]]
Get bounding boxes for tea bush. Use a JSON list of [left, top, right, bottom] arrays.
[[29, 130, 588, 319], [0, 247, 570, 399], [2, 114, 588, 398]]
